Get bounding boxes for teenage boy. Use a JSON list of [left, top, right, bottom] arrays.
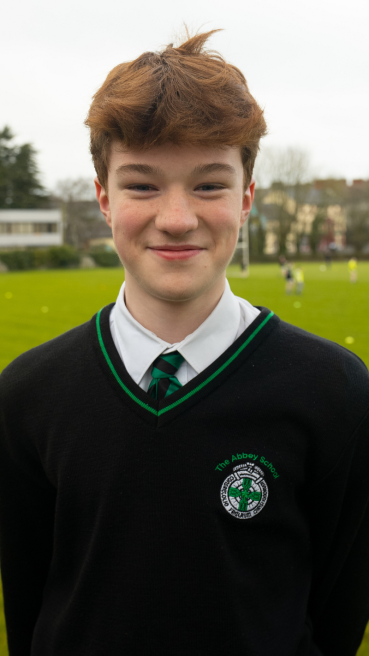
[[1, 31, 369, 656]]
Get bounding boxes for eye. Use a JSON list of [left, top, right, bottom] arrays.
[[128, 184, 154, 192], [196, 184, 223, 192]]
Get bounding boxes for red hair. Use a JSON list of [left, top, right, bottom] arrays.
[[85, 30, 267, 189]]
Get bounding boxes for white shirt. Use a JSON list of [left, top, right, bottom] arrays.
[[110, 280, 260, 392]]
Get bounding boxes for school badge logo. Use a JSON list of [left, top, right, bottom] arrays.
[[220, 462, 268, 519]]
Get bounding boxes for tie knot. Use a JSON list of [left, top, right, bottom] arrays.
[[150, 351, 184, 380], [148, 351, 185, 401]]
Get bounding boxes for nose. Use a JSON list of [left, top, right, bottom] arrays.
[[154, 188, 198, 236]]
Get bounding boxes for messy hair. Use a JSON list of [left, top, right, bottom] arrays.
[[85, 30, 267, 190]]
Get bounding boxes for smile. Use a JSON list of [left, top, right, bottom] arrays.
[[148, 246, 205, 261]]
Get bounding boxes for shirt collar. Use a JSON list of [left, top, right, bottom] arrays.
[[112, 279, 240, 386]]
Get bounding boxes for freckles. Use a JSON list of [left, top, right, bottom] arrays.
[[209, 207, 238, 230], [122, 201, 157, 233], [122, 216, 139, 236], [113, 209, 144, 239]]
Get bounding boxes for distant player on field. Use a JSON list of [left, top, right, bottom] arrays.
[[348, 256, 358, 283], [294, 266, 305, 294], [285, 263, 295, 293]]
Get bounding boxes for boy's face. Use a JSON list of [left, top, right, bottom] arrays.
[[96, 143, 254, 304]]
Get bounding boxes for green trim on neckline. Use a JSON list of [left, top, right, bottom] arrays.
[[96, 308, 274, 418], [96, 309, 157, 416]]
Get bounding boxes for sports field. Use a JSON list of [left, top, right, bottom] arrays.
[[0, 262, 368, 654], [1, 261, 368, 372]]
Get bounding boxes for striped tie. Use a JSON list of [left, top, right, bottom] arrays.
[[148, 351, 184, 401]]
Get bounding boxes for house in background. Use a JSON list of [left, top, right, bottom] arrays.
[[258, 181, 350, 255], [0, 209, 63, 249]]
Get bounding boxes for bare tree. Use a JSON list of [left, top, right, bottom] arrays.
[[54, 178, 102, 248], [254, 147, 313, 254], [254, 146, 312, 189]]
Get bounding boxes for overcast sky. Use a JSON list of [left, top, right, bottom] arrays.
[[2, 0, 368, 191]]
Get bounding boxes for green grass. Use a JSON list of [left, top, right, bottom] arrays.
[[359, 625, 369, 656], [227, 261, 369, 368], [0, 262, 368, 654], [0, 263, 368, 372], [0, 268, 126, 373]]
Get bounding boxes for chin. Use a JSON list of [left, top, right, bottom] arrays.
[[153, 287, 199, 303], [146, 279, 205, 303]]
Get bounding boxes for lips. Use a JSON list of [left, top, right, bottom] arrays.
[[149, 245, 205, 261]]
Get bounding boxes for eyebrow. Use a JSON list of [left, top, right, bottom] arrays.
[[191, 163, 237, 176], [115, 164, 163, 176], [115, 162, 236, 177]]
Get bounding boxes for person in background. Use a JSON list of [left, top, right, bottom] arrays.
[[279, 255, 287, 278], [294, 266, 305, 294], [285, 263, 295, 293], [348, 256, 358, 283], [324, 250, 332, 267]]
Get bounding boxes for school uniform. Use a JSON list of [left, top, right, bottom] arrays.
[[1, 282, 369, 656]]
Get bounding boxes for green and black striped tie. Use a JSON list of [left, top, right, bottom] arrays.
[[148, 351, 184, 401]]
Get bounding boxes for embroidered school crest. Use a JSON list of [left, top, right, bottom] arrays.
[[220, 462, 268, 519]]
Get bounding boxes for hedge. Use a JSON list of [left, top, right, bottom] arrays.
[[89, 250, 121, 267], [0, 250, 36, 270], [0, 246, 80, 271], [0, 247, 121, 271]]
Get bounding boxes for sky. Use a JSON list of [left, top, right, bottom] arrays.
[[2, 0, 368, 191]]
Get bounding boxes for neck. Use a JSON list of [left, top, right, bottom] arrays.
[[124, 274, 226, 343]]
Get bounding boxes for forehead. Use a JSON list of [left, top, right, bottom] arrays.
[[108, 142, 243, 177]]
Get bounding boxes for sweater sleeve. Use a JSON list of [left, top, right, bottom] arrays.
[[308, 410, 369, 656], [0, 387, 56, 655]]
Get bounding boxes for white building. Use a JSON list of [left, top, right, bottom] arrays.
[[0, 209, 63, 249]]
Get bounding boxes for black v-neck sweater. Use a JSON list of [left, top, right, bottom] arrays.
[[1, 305, 369, 656]]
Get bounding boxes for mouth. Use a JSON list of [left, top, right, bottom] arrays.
[[148, 245, 205, 261]]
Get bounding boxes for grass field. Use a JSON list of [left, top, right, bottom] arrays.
[[1, 262, 369, 373], [0, 262, 368, 654]]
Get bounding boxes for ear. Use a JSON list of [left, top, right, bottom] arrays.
[[94, 177, 112, 227], [240, 177, 256, 227]]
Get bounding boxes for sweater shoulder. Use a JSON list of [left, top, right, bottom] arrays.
[[274, 318, 369, 416], [278, 318, 368, 372]]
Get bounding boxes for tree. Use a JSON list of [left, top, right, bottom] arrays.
[[254, 146, 312, 190], [254, 147, 313, 254], [345, 181, 369, 254], [247, 197, 267, 257], [309, 209, 326, 254], [55, 178, 104, 248], [0, 126, 48, 208], [346, 205, 369, 254], [249, 217, 267, 257]]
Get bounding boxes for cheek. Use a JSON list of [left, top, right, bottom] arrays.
[[207, 205, 241, 244], [111, 202, 150, 243]]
